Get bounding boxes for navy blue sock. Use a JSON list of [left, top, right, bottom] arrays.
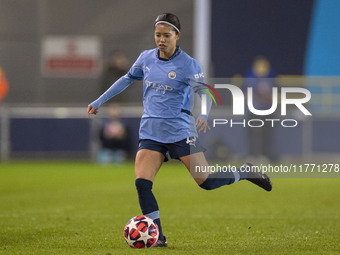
[[135, 178, 164, 239], [199, 168, 247, 190]]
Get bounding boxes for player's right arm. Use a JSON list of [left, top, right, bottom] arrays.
[[87, 104, 98, 118], [87, 52, 145, 118]]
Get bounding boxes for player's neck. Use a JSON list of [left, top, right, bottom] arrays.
[[159, 47, 177, 60]]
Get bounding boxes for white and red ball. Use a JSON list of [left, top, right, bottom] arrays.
[[124, 215, 159, 248]]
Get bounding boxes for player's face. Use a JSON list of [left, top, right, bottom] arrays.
[[155, 24, 180, 59]]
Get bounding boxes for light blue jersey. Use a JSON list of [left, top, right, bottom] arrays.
[[91, 47, 211, 143]]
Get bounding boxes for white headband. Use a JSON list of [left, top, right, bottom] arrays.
[[155, 21, 180, 33]]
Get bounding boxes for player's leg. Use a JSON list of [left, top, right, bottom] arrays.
[[135, 149, 164, 181], [179, 151, 209, 185], [173, 137, 240, 188], [180, 152, 243, 187], [134, 148, 167, 246], [180, 152, 272, 191]]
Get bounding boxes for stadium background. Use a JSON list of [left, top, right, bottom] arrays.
[[1, 0, 340, 161], [1, 1, 340, 254]]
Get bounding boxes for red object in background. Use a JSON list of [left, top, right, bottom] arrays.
[[0, 67, 9, 103], [41, 36, 101, 78], [47, 57, 95, 71]]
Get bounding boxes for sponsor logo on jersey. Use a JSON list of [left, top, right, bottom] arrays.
[[145, 80, 174, 94], [168, 71, 176, 79], [194, 72, 204, 79]]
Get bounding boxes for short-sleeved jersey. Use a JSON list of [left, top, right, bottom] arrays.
[[91, 47, 210, 143]]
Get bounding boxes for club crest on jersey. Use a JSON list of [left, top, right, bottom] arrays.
[[168, 71, 176, 79]]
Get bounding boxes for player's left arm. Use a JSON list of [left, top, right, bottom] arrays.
[[190, 59, 212, 133], [195, 87, 211, 133]]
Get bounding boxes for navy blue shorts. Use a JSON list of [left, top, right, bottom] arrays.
[[138, 137, 206, 162]]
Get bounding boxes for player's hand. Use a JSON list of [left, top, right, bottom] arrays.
[[196, 118, 211, 133], [87, 104, 98, 118]]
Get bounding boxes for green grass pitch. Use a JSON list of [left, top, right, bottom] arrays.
[[0, 161, 339, 255]]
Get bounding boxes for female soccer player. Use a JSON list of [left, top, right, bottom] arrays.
[[88, 13, 272, 247]]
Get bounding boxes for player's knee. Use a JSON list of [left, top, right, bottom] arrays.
[[135, 178, 153, 191]]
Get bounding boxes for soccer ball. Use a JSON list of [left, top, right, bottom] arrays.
[[124, 215, 159, 248]]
